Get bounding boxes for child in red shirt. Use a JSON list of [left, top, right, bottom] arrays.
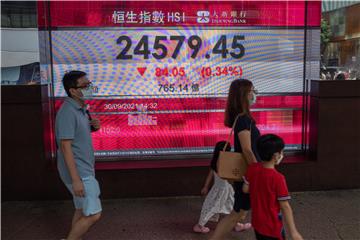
[[243, 134, 303, 240]]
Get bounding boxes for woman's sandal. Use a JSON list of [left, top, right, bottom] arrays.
[[234, 222, 252, 232], [193, 224, 210, 233]]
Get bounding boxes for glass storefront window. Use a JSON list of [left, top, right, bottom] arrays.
[[1, 1, 37, 28]]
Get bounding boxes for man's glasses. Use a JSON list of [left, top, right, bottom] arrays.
[[74, 82, 93, 90]]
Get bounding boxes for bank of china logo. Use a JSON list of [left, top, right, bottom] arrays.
[[197, 11, 210, 23]]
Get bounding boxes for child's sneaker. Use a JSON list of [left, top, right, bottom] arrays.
[[193, 224, 210, 233], [234, 222, 252, 232]]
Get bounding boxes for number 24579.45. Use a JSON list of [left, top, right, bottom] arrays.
[[116, 35, 245, 60]]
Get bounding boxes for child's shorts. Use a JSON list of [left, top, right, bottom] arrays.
[[254, 214, 286, 240], [233, 181, 251, 212], [64, 176, 102, 216]]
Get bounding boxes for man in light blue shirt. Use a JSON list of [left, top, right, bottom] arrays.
[[55, 70, 101, 240]]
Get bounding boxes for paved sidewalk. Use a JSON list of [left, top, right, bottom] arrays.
[[2, 190, 360, 240]]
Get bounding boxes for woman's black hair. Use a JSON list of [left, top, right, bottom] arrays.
[[256, 134, 285, 162], [210, 141, 231, 172]]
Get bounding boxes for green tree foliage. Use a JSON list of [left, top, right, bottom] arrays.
[[321, 18, 331, 54]]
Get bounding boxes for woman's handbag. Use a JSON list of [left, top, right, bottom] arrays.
[[217, 115, 250, 181]]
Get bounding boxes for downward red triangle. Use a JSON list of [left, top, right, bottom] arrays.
[[137, 67, 147, 76]]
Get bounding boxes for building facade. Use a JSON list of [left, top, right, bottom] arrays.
[[322, 1, 360, 69]]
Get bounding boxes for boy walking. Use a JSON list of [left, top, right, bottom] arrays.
[[243, 134, 303, 240]]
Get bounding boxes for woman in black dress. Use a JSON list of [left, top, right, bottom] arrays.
[[210, 79, 261, 239]]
